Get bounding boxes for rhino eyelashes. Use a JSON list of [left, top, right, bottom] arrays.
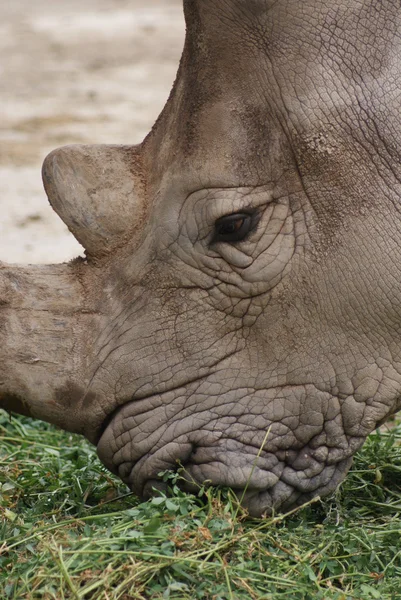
[[212, 209, 260, 244]]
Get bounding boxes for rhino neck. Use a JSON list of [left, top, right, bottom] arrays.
[[0, 260, 98, 437]]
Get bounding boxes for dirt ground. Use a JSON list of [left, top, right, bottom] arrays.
[[0, 0, 184, 263]]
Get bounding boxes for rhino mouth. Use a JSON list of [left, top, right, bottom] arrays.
[[96, 384, 366, 517], [138, 441, 355, 518]]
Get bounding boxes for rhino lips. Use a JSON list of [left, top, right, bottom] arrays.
[[96, 399, 197, 495], [96, 402, 121, 446], [96, 385, 365, 516]]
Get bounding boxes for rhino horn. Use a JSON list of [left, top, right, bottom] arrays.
[[42, 144, 146, 259]]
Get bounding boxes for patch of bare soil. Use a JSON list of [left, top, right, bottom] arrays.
[[0, 0, 184, 263]]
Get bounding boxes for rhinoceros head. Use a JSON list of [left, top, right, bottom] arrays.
[[1, 0, 401, 516]]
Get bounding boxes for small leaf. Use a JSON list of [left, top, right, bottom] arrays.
[[151, 497, 165, 506], [4, 509, 17, 522], [374, 469, 383, 484], [163, 582, 189, 599], [127, 530, 143, 539], [304, 565, 317, 582], [360, 584, 381, 599], [44, 447, 60, 457], [165, 499, 179, 512], [144, 517, 162, 534], [2, 482, 16, 492]]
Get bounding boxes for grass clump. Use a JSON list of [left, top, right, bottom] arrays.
[[1, 411, 401, 599]]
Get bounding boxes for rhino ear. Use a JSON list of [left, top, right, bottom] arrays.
[[42, 144, 145, 259]]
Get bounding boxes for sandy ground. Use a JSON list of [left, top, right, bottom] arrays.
[[0, 0, 184, 264]]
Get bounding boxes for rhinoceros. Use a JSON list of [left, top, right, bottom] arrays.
[[1, 0, 401, 517]]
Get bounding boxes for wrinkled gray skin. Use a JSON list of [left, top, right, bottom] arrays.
[[1, 0, 401, 517]]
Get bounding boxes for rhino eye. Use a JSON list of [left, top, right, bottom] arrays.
[[213, 212, 255, 243]]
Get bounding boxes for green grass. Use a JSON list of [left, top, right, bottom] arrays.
[[1, 411, 401, 599]]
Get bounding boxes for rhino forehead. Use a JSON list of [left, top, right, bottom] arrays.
[[1, 0, 401, 517]]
